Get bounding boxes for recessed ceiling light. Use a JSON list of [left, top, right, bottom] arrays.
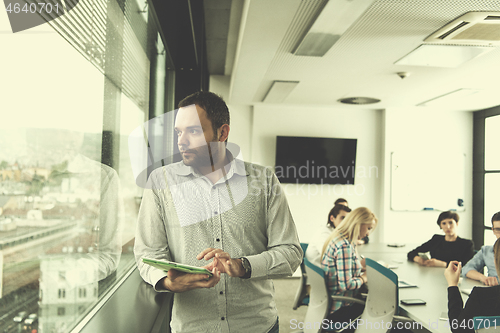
[[263, 81, 299, 103]]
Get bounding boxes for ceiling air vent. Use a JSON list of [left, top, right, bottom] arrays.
[[425, 12, 500, 46], [338, 97, 380, 105]]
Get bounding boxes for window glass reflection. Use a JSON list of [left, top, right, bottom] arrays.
[[484, 173, 500, 246], [0, 0, 153, 330], [485, 115, 500, 171]]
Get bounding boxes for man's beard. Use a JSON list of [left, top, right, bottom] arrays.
[[182, 141, 223, 169]]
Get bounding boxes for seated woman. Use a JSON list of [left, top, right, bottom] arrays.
[[407, 211, 474, 267], [305, 204, 351, 266], [444, 238, 500, 333], [321, 207, 377, 332], [332, 198, 369, 245]]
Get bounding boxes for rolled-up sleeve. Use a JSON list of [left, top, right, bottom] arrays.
[[246, 171, 302, 279], [134, 171, 172, 291], [461, 247, 484, 277]]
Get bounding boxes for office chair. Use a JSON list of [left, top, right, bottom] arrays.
[[302, 257, 365, 333], [302, 257, 413, 333], [355, 258, 412, 333], [474, 316, 500, 332], [293, 243, 310, 310]]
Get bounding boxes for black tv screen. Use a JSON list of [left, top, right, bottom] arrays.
[[275, 136, 357, 185]]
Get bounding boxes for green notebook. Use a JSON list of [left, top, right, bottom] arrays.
[[142, 257, 213, 276]]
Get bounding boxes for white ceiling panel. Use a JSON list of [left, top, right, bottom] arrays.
[[216, 0, 500, 110], [228, 0, 302, 104]]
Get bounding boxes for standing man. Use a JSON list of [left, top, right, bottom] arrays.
[[134, 91, 302, 333], [462, 211, 500, 286]]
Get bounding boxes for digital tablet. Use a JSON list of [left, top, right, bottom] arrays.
[[401, 299, 426, 306], [387, 243, 406, 248], [398, 280, 417, 288], [142, 257, 213, 276], [377, 260, 398, 269]]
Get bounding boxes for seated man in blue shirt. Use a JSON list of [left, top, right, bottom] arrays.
[[462, 211, 500, 286]]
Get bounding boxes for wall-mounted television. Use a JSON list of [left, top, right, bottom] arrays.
[[275, 136, 357, 185]]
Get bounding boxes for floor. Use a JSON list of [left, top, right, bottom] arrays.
[[273, 278, 308, 333]]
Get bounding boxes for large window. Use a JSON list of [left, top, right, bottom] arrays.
[[0, 1, 168, 332], [483, 115, 500, 245], [473, 108, 500, 248]]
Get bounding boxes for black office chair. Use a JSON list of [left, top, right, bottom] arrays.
[[293, 243, 310, 310]]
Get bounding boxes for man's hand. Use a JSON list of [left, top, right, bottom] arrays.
[[480, 276, 499, 286], [197, 248, 246, 278], [159, 266, 220, 293], [444, 261, 461, 287]]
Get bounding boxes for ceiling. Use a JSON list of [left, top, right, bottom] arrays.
[[204, 0, 500, 111]]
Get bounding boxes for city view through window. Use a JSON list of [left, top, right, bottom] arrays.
[[0, 1, 153, 331]]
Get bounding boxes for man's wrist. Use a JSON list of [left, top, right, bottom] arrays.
[[239, 257, 252, 279], [156, 276, 170, 291]]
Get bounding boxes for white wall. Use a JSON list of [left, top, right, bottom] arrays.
[[210, 75, 253, 159], [251, 104, 383, 244], [381, 108, 473, 245], [210, 76, 474, 248]]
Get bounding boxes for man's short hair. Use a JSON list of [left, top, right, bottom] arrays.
[[327, 204, 352, 226], [436, 211, 459, 226], [178, 91, 230, 138], [492, 211, 500, 225]]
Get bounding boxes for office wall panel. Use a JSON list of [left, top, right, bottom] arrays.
[[382, 108, 473, 245]]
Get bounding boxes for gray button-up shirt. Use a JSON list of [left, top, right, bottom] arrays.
[[134, 153, 302, 333]]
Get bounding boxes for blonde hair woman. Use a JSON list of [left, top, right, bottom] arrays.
[[321, 207, 377, 332]]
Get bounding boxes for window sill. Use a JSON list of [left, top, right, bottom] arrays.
[[76, 268, 172, 333]]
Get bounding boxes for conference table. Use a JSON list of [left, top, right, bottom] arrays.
[[358, 243, 483, 333]]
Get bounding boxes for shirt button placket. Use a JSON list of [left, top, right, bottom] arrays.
[[213, 185, 228, 333], [212, 185, 222, 246]]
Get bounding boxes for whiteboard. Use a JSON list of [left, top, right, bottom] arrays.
[[390, 151, 465, 211]]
